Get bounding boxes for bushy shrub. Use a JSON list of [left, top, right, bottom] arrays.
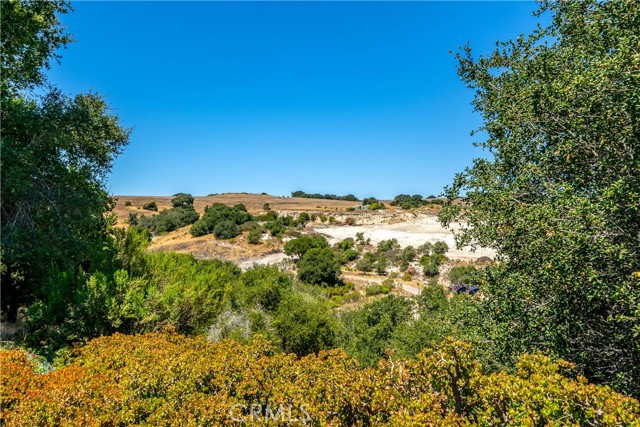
[[189, 219, 209, 237], [213, 220, 239, 239], [154, 207, 200, 233], [378, 238, 400, 253], [124, 201, 132, 206], [365, 284, 383, 296], [143, 201, 157, 211], [400, 246, 417, 268], [247, 227, 263, 244], [4, 332, 638, 426], [171, 193, 194, 209], [433, 241, 449, 256], [297, 247, 341, 285], [273, 293, 338, 356], [343, 248, 359, 262], [284, 235, 329, 260], [356, 252, 376, 273], [449, 265, 480, 286], [264, 219, 285, 237]]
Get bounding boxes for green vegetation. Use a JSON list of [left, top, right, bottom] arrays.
[[1, 0, 129, 321], [291, 190, 359, 201], [296, 247, 341, 286], [390, 193, 445, 209], [4, 332, 638, 426], [170, 192, 194, 208], [284, 235, 330, 260], [3, 0, 639, 417], [143, 201, 158, 211], [188, 202, 250, 238], [131, 194, 199, 234], [439, 0, 640, 396]]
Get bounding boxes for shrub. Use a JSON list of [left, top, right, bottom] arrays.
[[124, 201, 132, 206], [247, 228, 262, 244], [365, 284, 383, 296], [356, 252, 376, 273], [143, 201, 157, 211], [262, 203, 271, 210], [448, 265, 480, 286], [264, 219, 285, 237], [189, 219, 209, 237], [171, 193, 194, 209], [378, 238, 400, 253], [343, 248, 359, 262], [297, 247, 341, 285], [273, 293, 338, 356], [3, 332, 638, 426], [155, 207, 200, 233], [433, 241, 449, 256], [284, 235, 329, 260], [213, 220, 239, 239]]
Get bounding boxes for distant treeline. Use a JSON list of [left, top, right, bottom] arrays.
[[390, 194, 443, 209], [291, 191, 359, 202]]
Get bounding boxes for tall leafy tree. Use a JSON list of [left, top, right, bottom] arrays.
[[440, 0, 640, 396], [1, 0, 130, 318]]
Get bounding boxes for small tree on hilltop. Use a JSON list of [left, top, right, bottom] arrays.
[[172, 193, 194, 209]]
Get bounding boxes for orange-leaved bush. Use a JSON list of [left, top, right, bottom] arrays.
[[1, 331, 638, 426]]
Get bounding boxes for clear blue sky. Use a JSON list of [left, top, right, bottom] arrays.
[[49, 1, 541, 199]]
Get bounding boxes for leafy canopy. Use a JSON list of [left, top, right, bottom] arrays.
[[440, 0, 640, 397]]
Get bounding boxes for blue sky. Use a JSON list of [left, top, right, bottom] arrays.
[[49, 1, 541, 199]]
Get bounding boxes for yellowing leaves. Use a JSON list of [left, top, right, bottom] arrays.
[[1, 331, 638, 426]]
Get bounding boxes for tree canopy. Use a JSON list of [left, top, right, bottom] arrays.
[[440, 0, 640, 397], [1, 0, 130, 318]]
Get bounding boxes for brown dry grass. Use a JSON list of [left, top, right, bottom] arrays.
[[112, 193, 364, 226], [111, 193, 363, 262]]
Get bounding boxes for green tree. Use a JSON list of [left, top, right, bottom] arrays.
[[189, 219, 209, 237], [297, 247, 341, 285], [440, 0, 640, 396], [284, 235, 329, 260], [343, 295, 412, 366], [1, 1, 130, 319], [171, 193, 194, 209], [143, 201, 158, 211], [213, 220, 239, 239], [273, 293, 337, 356]]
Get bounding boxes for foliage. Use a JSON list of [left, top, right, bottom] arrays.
[[377, 238, 400, 254], [2, 331, 639, 426], [0, 0, 73, 94], [356, 252, 377, 273], [284, 235, 329, 260], [213, 220, 239, 239], [432, 241, 449, 256], [448, 265, 480, 286], [343, 295, 412, 366], [136, 206, 199, 234], [296, 247, 341, 286], [247, 227, 263, 244], [189, 203, 251, 238], [189, 219, 209, 237], [291, 191, 359, 202], [171, 192, 194, 209], [440, 0, 640, 396], [273, 293, 338, 356], [390, 194, 427, 209], [400, 246, 417, 269], [142, 201, 158, 211], [1, 1, 130, 319]]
